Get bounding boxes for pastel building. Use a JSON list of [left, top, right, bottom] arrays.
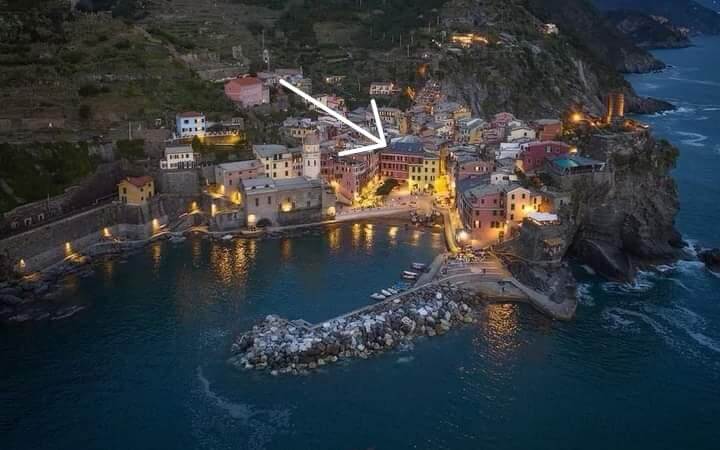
[[408, 152, 440, 192], [160, 145, 198, 170], [253, 144, 303, 179], [224, 77, 269, 107], [118, 176, 154, 206], [517, 141, 571, 173], [458, 182, 507, 244], [505, 185, 540, 225], [175, 112, 206, 137], [534, 119, 563, 141], [215, 160, 265, 203]]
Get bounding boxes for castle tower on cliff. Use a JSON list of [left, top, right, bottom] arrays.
[[302, 133, 321, 180]]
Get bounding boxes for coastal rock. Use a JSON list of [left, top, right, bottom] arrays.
[[569, 131, 682, 281], [699, 248, 720, 273]]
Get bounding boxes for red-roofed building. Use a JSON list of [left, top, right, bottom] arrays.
[[224, 77, 269, 107], [118, 176, 154, 205]]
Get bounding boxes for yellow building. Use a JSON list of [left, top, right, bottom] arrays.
[[408, 153, 441, 192], [118, 176, 155, 205]]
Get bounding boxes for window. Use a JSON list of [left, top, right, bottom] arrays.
[[255, 198, 259, 207], [267, 197, 272, 205]]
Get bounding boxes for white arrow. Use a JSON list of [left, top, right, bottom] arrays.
[[278, 78, 386, 157]]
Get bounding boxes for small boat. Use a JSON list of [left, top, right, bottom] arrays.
[[169, 235, 187, 244], [403, 270, 419, 277], [221, 234, 233, 241], [411, 262, 426, 270], [387, 288, 399, 295], [370, 293, 386, 301], [402, 273, 418, 280], [381, 289, 393, 297]]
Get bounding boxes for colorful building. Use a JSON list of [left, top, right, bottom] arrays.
[[118, 176, 154, 206], [224, 77, 269, 108], [215, 160, 265, 203], [253, 144, 303, 179], [408, 152, 440, 192], [517, 141, 571, 173], [458, 182, 507, 244], [534, 119, 563, 141], [175, 112, 206, 138]]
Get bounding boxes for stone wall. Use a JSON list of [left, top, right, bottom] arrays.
[[0, 204, 120, 273], [157, 170, 200, 195], [0, 195, 203, 275]]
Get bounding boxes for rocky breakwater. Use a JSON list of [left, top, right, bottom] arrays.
[[228, 284, 480, 375]]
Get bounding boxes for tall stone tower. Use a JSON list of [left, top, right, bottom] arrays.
[[302, 133, 321, 180]]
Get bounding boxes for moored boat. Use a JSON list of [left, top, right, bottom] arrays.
[[370, 293, 386, 301]]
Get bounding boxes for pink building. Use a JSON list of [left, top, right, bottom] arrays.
[[518, 141, 571, 173], [322, 151, 379, 201], [492, 112, 515, 128], [379, 148, 424, 181], [224, 77, 267, 108], [456, 159, 495, 181], [458, 182, 507, 244]]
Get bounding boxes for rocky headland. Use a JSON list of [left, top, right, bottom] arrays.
[[566, 130, 683, 281]]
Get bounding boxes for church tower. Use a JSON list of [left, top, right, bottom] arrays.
[[302, 132, 321, 180]]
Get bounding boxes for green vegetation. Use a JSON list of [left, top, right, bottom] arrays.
[[0, 142, 99, 213], [115, 139, 145, 160], [376, 178, 399, 196]]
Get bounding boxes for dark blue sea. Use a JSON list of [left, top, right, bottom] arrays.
[[2, 40, 720, 450]]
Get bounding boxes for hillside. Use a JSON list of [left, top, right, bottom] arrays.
[[605, 10, 692, 50], [593, 0, 720, 35], [0, 0, 235, 143], [525, 0, 665, 73]]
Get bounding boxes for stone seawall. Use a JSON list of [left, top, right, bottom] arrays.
[[228, 283, 480, 376], [0, 195, 201, 275]]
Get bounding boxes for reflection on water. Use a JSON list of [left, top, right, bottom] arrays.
[[151, 242, 162, 272], [209, 240, 257, 287], [478, 304, 521, 356], [364, 224, 374, 251], [280, 238, 292, 262], [351, 223, 361, 248], [327, 226, 341, 252], [192, 238, 203, 268], [388, 226, 399, 247]]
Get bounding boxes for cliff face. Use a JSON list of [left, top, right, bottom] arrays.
[[605, 10, 692, 49], [525, 0, 665, 73], [568, 131, 683, 280], [438, 0, 671, 119], [594, 0, 720, 35]]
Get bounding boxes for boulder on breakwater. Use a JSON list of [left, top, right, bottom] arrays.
[[228, 284, 481, 375]]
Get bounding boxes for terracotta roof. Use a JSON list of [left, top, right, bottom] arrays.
[[122, 176, 153, 188], [226, 77, 262, 88]]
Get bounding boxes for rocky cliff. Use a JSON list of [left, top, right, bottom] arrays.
[[594, 0, 720, 35], [439, 0, 671, 119], [605, 10, 692, 49], [567, 131, 683, 280]]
